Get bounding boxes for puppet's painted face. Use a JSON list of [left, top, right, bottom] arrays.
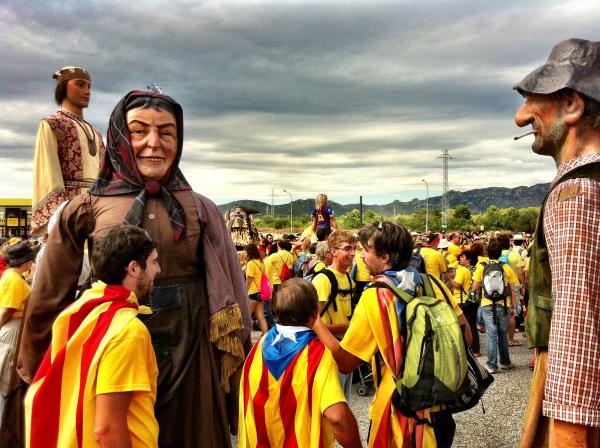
[[65, 78, 91, 109], [127, 107, 178, 181]]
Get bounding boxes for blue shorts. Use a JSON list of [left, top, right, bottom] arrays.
[[248, 292, 261, 302]]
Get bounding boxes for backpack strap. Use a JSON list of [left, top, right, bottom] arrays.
[[426, 274, 453, 306], [366, 279, 413, 304], [250, 260, 263, 292], [316, 269, 339, 317], [420, 273, 436, 298], [536, 162, 600, 251]]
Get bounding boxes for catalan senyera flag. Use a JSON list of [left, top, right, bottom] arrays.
[[24, 281, 145, 448], [239, 326, 346, 448]]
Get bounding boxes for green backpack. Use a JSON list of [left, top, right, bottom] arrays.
[[527, 162, 600, 348], [369, 273, 467, 413]]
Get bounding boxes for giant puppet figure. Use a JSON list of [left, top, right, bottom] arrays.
[[31, 66, 105, 236], [13, 91, 251, 447]]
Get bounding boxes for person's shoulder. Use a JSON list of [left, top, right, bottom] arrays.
[[248, 259, 261, 271], [110, 316, 151, 345], [473, 262, 484, 275], [357, 282, 382, 303], [330, 267, 347, 278], [0, 268, 18, 286], [502, 262, 516, 274], [41, 111, 63, 125], [312, 269, 333, 286], [508, 251, 521, 263], [188, 192, 223, 221], [60, 193, 94, 220], [318, 345, 339, 371]]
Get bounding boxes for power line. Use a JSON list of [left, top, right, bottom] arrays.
[[437, 149, 453, 229]]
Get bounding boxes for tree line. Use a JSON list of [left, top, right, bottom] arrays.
[[253, 204, 539, 233]]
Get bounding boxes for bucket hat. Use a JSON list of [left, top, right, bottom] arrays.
[[7, 242, 36, 267], [514, 38, 600, 102]]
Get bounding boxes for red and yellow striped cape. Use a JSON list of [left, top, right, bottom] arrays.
[[24, 281, 145, 448], [239, 336, 345, 448]]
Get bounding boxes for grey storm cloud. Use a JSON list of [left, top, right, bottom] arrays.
[[1, 0, 598, 204]]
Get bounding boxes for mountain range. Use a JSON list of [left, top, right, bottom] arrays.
[[218, 183, 550, 217]]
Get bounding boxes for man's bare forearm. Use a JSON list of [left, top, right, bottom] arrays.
[[324, 403, 361, 448]]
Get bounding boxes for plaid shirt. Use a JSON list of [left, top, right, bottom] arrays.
[[543, 152, 600, 426]]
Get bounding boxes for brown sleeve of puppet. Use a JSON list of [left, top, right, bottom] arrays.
[[17, 195, 91, 383], [193, 192, 253, 435]]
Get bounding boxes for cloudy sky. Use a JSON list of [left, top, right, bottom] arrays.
[[1, 0, 598, 207]]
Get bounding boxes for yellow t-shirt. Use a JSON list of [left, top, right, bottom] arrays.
[[448, 243, 462, 257], [443, 252, 457, 269], [96, 317, 159, 448], [502, 249, 525, 287], [452, 265, 472, 304], [313, 261, 326, 273], [473, 260, 517, 307], [246, 259, 265, 295], [420, 247, 447, 279], [312, 268, 354, 326], [0, 268, 31, 318], [353, 251, 371, 282], [266, 250, 294, 285]]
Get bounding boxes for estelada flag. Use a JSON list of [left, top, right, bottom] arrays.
[[239, 327, 347, 448], [24, 281, 146, 448]]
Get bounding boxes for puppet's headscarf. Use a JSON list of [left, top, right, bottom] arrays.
[[90, 90, 192, 241]]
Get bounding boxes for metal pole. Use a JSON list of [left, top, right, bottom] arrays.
[[283, 189, 292, 234], [360, 195, 363, 227], [422, 179, 429, 233], [271, 188, 275, 217]]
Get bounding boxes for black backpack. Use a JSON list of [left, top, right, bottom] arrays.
[[409, 247, 426, 273], [313, 269, 354, 318]]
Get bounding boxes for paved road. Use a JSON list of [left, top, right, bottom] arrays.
[[238, 330, 532, 447]]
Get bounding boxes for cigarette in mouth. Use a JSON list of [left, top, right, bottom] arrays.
[[514, 130, 536, 140]]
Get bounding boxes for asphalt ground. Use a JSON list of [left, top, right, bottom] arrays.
[[237, 329, 533, 447]]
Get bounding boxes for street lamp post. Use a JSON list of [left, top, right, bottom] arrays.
[[421, 179, 429, 234], [282, 189, 293, 235]]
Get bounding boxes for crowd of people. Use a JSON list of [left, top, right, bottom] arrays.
[[0, 37, 597, 447]]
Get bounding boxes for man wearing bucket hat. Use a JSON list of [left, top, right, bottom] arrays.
[[0, 243, 35, 418], [31, 66, 105, 236], [514, 38, 600, 447]]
